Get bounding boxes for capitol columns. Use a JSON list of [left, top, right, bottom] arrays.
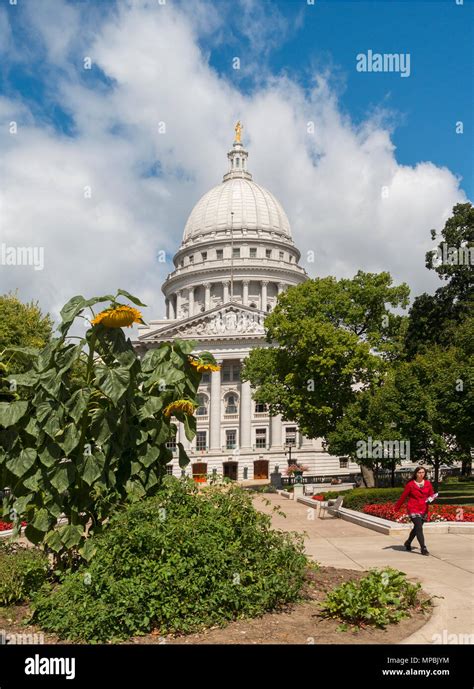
[[270, 413, 283, 450], [209, 360, 222, 451], [168, 295, 176, 320], [222, 280, 230, 303], [261, 280, 268, 311], [242, 279, 249, 306], [176, 289, 183, 317], [204, 282, 211, 311], [239, 376, 252, 450], [188, 286, 194, 317]]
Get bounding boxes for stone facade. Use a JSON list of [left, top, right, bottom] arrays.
[[135, 135, 361, 480]]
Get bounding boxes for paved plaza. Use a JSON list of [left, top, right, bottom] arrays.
[[255, 493, 474, 644]]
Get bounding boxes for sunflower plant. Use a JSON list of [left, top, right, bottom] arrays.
[[0, 290, 216, 568]]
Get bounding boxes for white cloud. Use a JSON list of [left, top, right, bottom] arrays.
[[0, 0, 467, 328]]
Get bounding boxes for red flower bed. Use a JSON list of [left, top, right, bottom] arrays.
[[0, 521, 27, 532], [363, 503, 474, 523], [312, 495, 325, 501]]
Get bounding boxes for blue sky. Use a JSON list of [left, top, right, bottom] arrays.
[[208, 0, 473, 198], [2, 0, 472, 196], [0, 0, 472, 319]]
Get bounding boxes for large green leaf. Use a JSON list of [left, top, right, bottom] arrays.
[[183, 413, 196, 441], [23, 471, 42, 491], [59, 294, 115, 333], [82, 453, 105, 485], [50, 462, 75, 493], [116, 289, 147, 307], [6, 448, 36, 477], [58, 524, 83, 549], [97, 368, 130, 405], [177, 442, 190, 469], [39, 368, 62, 396], [38, 442, 62, 468], [43, 412, 62, 439], [79, 539, 97, 562], [92, 411, 115, 445], [137, 444, 160, 468], [0, 400, 28, 427], [66, 388, 91, 424], [6, 372, 38, 387], [57, 423, 81, 456], [44, 529, 63, 553], [36, 401, 53, 423], [137, 396, 164, 421], [12, 493, 34, 516], [141, 346, 170, 371], [32, 508, 52, 533]]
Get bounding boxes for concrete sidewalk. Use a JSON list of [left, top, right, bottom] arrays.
[[255, 494, 474, 644]]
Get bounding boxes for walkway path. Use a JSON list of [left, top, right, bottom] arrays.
[[255, 494, 474, 644]]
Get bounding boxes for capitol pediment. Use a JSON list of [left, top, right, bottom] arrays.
[[140, 303, 267, 341]]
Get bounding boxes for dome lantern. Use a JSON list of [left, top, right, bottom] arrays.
[[223, 122, 252, 182]]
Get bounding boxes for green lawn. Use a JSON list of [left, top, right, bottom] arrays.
[[438, 481, 474, 506]]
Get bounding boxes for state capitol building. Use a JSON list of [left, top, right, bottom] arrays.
[[136, 125, 360, 482]]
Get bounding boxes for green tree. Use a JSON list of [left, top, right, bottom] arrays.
[[0, 292, 52, 357], [405, 202, 473, 358], [242, 272, 409, 442], [326, 378, 409, 488]]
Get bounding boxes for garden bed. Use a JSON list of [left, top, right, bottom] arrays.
[[0, 566, 432, 646]]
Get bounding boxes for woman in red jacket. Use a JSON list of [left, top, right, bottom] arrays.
[[394, 466, 435, 556]]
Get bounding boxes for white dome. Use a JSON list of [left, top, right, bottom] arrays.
[[183, 177, 292, 241]]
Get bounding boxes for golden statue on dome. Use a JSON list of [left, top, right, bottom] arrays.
[[234, 120, 243, 143]]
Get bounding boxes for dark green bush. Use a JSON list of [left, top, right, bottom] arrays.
[[31, 478, 307, 642], [0, 542, 49, 605], [320, 568, 429, 628], [341, 488, 404, 510]]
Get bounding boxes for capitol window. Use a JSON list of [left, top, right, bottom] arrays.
[[196, 431, 207, 451], [224, 393, 238, 414], [265, 249, 272, 258], [216, 249, 223, 260], [201, 251, 207, 261], [249, 247, 257, 258], [255, 428, 267, 448], [232, 247, 240, 258], [226, 429, 237, 449], [196, 393, 209, 416], [222, 362, 240, 382], [255, 402, 268, 413], [166, 435, 177, 450], [285, 427, 298, 446]]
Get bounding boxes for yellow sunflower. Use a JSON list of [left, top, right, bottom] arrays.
[[163, 399, 197, 417], [91, 304, 144, 328], [188, 357, 221, 373]]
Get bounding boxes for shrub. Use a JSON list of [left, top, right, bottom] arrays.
[[31, 478, 307, 642], [320, 568, 429, 628], [0, 542, 49, 605], [341, 488, 404, 510]]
